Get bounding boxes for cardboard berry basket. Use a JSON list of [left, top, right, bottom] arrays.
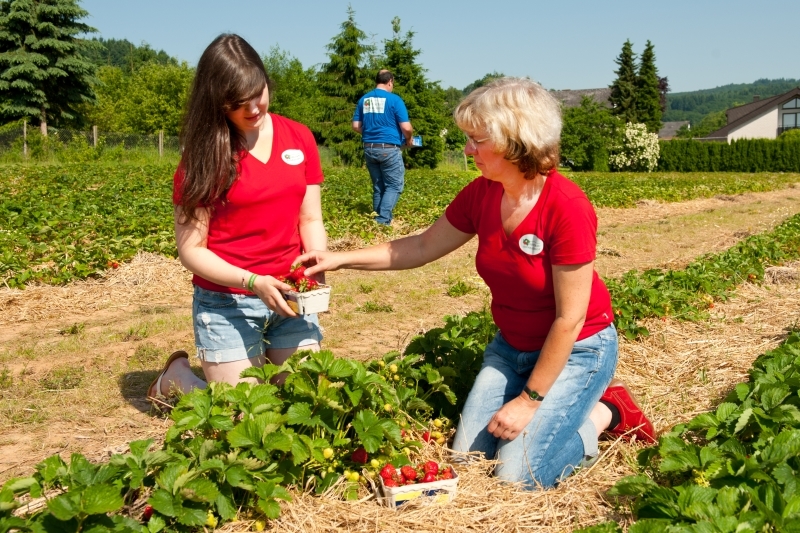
[[374, 467, 458, 509], [283, 285, 331, 315]]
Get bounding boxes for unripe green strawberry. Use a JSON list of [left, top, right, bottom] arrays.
[[323, 448, 334, 459]]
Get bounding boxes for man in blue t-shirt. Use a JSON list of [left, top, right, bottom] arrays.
[[352, 70, 413, 225]]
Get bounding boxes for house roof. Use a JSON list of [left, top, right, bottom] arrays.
[[550, 88, 612, 108], [659, 121, 689, 139], [702, 86, 800, 140]]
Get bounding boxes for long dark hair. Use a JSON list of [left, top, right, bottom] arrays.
[[177, 34, 271, 221]]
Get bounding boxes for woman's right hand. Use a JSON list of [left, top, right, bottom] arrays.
[[251, 275, 297, 317], [294, 250, 344, 278]]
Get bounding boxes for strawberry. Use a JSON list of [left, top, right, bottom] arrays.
[[439, 467, 454, 480], [421, 431, 431, 442], [287, 264, 306, 282], [400, 465, 418, 481], [379, 464, 397, 481], [422, 461, 439, 475], [142, 505, 153, 522], [351, 447, 368, 464], [384, 478, 399, 487], [422, 472, 436, 483]]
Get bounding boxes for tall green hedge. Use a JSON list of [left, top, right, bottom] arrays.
[[658, 138, 800, 172]]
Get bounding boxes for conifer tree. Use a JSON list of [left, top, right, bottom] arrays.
[[0, 0, 98, 133], [608, 39, 638, 124], [382, 16, 446, 169], [317, 6, 374, 166], [636, 40, 662, 133]]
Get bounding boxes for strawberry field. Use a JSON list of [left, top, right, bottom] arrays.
[[2, 163, 800, 288], [1, 163, 800, 532]]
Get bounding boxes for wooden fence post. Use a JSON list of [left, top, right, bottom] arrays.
[[158, 130, 164, 157], [23, 119, 28, 158], [92, 125, 98, 148]]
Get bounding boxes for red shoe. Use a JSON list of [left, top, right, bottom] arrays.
[[601, 379, 657, 444]]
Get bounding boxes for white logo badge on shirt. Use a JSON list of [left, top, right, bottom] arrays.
[[519, 234, 544, 255], [281, 149, 304, 165]]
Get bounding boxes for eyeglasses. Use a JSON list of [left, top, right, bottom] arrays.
[[465, 135, 490, 149]]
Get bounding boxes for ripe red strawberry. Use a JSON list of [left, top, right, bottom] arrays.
[[379, 464, 397, 481], [384, 478, 399, 487], [142, 505, 154, 522], [439, 467, 454, 480], [422, 472, 436, 483], [421, 431, 431, 442], [423, 461, 439, 475], [400, 465, 418, 481], [351, 447, 368, 464], [287, 264, 306, 282]]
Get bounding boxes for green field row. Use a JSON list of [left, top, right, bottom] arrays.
[[1, 162, 799, 288]]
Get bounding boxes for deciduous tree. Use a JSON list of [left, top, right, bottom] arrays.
[[561, 96, 622, 171], [263, 46, 321, 137], [0, 0, 98, 133]]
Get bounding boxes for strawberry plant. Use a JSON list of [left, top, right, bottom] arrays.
[[579, 331, 800, 532], [4, 162, 799, 288]]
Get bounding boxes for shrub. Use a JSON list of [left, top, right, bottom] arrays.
[[609, 122, 660, 172]]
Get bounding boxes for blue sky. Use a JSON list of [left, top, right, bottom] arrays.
[[81, 0, 799, 94]]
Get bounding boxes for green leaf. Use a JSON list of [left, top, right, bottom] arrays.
[[351, 410, 384, 453], [180, 478, 219, 503], [286, 403, 314, 426], [174, 505, 208, 527], [81, 484, 125, 515], [734, 408, 753, 434], [607, 474, 659, 497], [148, 489, 177, 517], [46, 492, 81, 521]]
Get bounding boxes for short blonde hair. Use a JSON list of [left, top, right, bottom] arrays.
[[454, 77, 561, 179]]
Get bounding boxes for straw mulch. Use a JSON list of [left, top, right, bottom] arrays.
[[0, 252, 192, 326], [217, 273, 799, 532], [4, 254, 799, 531]]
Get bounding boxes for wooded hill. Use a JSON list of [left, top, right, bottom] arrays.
[[665, 78, 800, 124]]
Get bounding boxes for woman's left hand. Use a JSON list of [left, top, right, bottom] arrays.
[[487, 396, 539, 441]]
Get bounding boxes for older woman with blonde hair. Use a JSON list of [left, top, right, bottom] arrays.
[[298, 77, 655, 489]]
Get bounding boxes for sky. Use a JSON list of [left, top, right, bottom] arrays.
[[80, 0, 799, 94]]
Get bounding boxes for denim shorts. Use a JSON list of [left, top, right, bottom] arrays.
[[192, 285, 323, 363], [452, 324, 618, 489]]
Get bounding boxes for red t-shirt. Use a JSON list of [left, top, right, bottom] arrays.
[[445, 170, 613, 352], [173, 114, 324, 294]]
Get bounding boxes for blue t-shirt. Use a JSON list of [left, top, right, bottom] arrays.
[[353, 89, 409, 145]]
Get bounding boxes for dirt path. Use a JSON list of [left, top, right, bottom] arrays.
[[1, 185, 799, 486]]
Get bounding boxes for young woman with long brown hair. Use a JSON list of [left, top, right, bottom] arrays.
[[147, 34, 326, 402]]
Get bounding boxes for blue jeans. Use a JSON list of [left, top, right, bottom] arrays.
[[364, 145, 405, 224], [192, 286, 323, 363], [452, 324, 618, 489]]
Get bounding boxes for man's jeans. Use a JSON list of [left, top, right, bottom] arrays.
[[452, 324, 618, 489], [364, 145, 405, 225]]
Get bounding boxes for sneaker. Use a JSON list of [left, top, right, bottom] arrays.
[[601, 379, 657, 444]]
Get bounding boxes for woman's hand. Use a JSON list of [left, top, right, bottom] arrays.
[[252, 275, 297, 317], [295, 250, 345, 278], [487, 395, 540, 441]]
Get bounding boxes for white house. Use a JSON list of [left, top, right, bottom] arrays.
[[703, 87, 800, 142]]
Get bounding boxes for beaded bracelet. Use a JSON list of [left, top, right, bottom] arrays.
[[247, 273, 258, 292]]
